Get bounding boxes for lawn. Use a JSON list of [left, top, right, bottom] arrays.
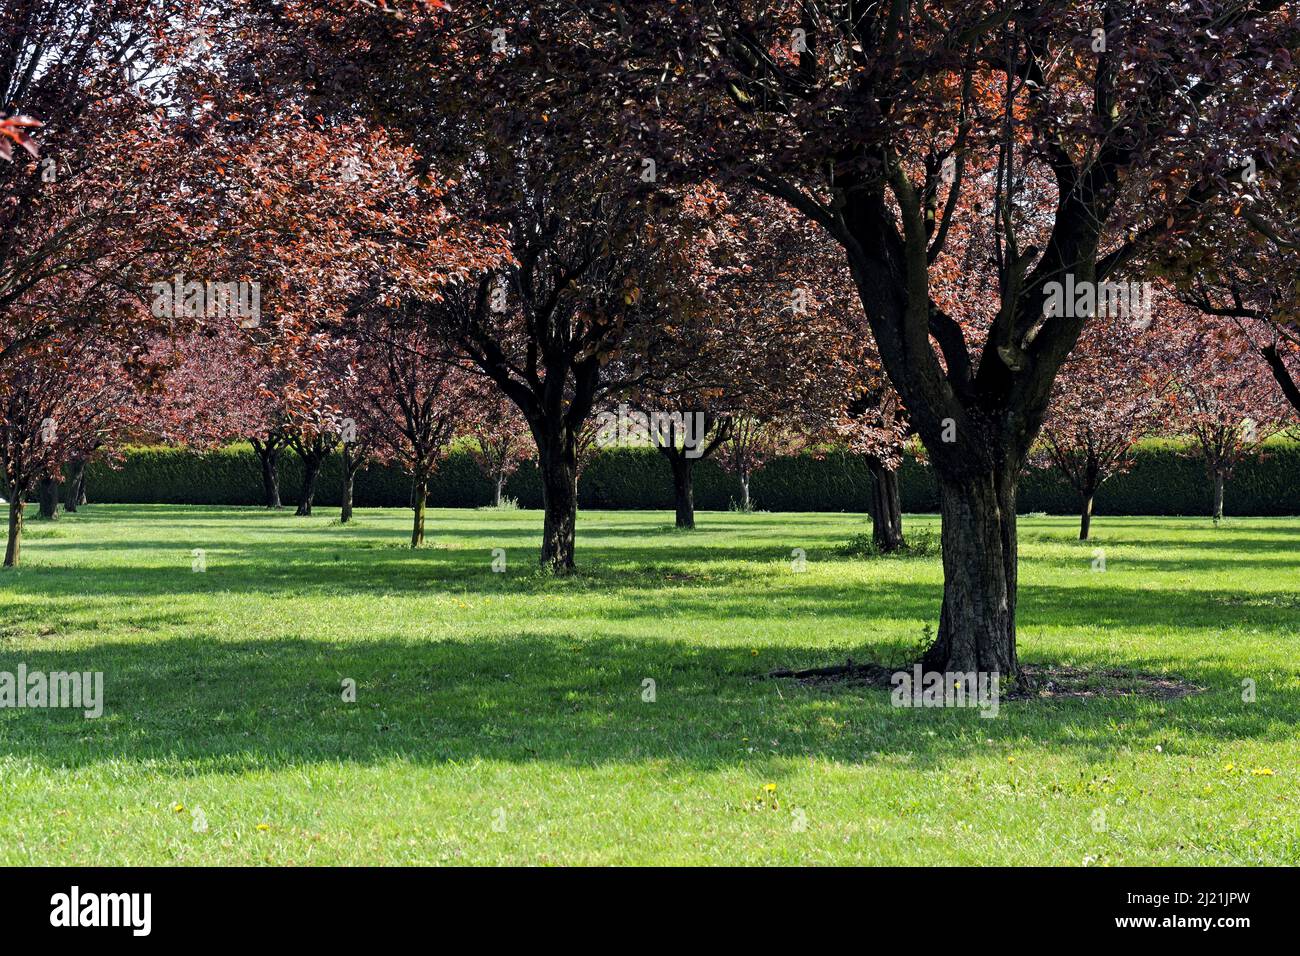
[[0, 504, 1297, 865]]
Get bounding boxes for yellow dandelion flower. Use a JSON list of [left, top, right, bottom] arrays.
[[173, 803, 184, 813], [1252, 767, 1275, 776], [256, 823, 270, 831]]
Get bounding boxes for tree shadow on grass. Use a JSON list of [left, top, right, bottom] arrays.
[[0, 633, 1292, 779], [3, 508, 1295, 781], [4, 538, 1298, 646]]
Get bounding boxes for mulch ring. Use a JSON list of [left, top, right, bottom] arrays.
[[767, 660, 1204, 700]]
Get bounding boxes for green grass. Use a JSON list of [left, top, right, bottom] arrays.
[[1, 505, 1297, 865]]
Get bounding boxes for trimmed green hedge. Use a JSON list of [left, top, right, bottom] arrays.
[[84, 438, 1300, 516]]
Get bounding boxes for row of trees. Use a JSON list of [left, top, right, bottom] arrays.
[[2, 0, 1298, 683], [6, 288, 1291, 561]]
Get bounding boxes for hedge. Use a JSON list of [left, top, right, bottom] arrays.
[[82, 438, 1300, 516]]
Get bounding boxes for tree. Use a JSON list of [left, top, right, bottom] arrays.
[[186, 107, 492, 511], [330, 354, 380, 525], [833, 385, 912, 553], [353, 307, 465, 547], [275, 335, 347, 518], [626, 186, 865, 530], [718, 415, 806, 512], [1166, 318, 1293, 523], [1036, 312, 1175, 539], [464, 385, 532, 507], [658, 414, 732, 530], [1, 1, 209, 375], [231, 0, 694, 571], [1, 331, 140, 565], [593, 0, 1296, 678]]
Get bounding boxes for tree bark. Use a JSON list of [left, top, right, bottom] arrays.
[[411, 472, 428, 547], [37, 475, 59, 520], [295, 450, 326, 516], [868, 462, 904, 552], [920, 471, 1019, 681], [493, 474, 505, 507], [1213, 469, 1226, 523], [538, 437, 577, 571], [251, 438, 284, 509], [340, 471, 355, 524], [1261, 343, 1300, 415], [340, 444, 361, 528], [669, 455, 696, 530], [1079, 491, 1094, 541], [64, 459, 87, 513], [739, 472, 751, 511], [4, 496, 23, 567]]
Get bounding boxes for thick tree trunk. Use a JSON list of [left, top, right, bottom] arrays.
[[921, 471, 1020, 681], [1213, 470, 1226, 524], [538, 438, 577, 571], [64, 459, 87, 513], [670, 456, 696, 530], [411, 472, 428, 547], [4, 497, 24, 567], [1079, 490, 1095, 541], [295, 452, 325, 516], [493, 474, 505, 507], [739, 472, 751, 511], [251, 440, 284, 509], [37, 476, 59, 520], [868, 462, 904, 552]]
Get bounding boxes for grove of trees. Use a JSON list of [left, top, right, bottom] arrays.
[[2, 0, 1297, 686]]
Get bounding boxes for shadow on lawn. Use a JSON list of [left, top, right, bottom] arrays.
[[2, 508, 1296, 777], [4, 543, 1298, 642], [0, 631, 1291, 777]]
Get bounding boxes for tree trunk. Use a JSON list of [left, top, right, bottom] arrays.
[[493, 474, 504, 507], [538, 438, 577, 571], [340, 442, 363, 524], [37, 476, 59, 520], [868, 462, 904, 552], [921, 471, 1020, 682], [341, 471, 355, 524], [1213, 469, 1226, 524], [411, 472, 428, 547], [1079, 490, 1095, 541], [295, 451, 325, 516], [64, 459, 87, 513], [4, 496, 24, 567], [670, 455, 696, 530], [739, 472, 751, 511], [1261, 343, 1300, 415], [252, 440, 283, 509]]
